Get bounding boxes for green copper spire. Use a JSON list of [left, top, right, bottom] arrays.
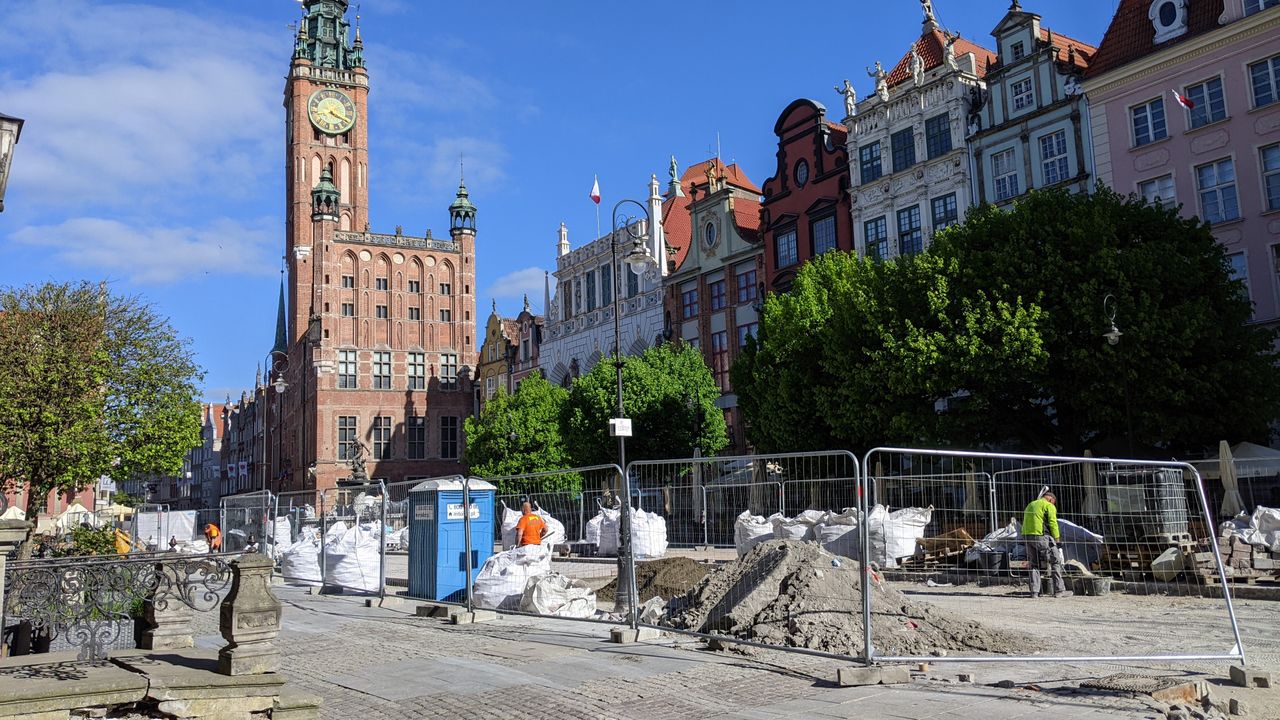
[[449, 180, 477, 235], [312, 166, 340, 218], [297, 0, 364, 70], [271, 277, 288, 359]]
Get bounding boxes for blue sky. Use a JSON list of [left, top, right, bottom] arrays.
[[0, 0, 1117, 401]]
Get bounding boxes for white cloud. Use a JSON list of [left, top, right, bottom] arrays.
[[12, 217, 279, 284], [484, 267, 554, 307], [381, 135, 508, 202], [0, 2, 280, 210]]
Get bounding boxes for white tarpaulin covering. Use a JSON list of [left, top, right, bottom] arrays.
[[134, 510, 198, 546], [963, 518, 1103, 567], [473, 544, 552, 610], [1220, 506, 1280, 553], [519, 572, 596, 618]]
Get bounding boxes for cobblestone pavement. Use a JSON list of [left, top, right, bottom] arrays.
[[184, 585, 1274, 719]]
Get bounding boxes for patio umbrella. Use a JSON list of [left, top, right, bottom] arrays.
[[961, 463, 982, 512], [102, 503, 135, 519], [1219, 440, 1247, 518], [1082, 450, 1102, 517]]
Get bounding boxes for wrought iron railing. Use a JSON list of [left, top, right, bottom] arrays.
[[2, 552, 238, 662]]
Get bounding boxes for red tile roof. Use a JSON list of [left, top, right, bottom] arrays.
[[1086, 0, 1224, 78], [886, 29, 996, 88], [1040, 27, 1097, 71]]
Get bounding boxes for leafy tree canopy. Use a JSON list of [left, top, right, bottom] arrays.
[[463, 373, 573, 492], [563, 342, 728, 467], [736, 189, 1279, 457], [0, 282, 204, 518]]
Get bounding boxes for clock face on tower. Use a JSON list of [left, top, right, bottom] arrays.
[[307, 89, 357, 135]]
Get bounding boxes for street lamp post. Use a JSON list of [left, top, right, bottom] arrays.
[[1103, 294, 1133, 455], [609, 198, 657, 621]]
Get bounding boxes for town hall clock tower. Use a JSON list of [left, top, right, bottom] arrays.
[[266, 0, 479, 496]]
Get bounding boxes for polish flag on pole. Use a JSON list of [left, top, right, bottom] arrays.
[[589, 175, 601, 205], [1171, 88, 1196, 110]]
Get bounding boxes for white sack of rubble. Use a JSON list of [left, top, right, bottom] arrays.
[[520, 572, 596, 618], [322, 523, 381, 593], [473, 544, 552, 610], [1220, 506, 1280, 553], [734, 511, 774, 558], [500, 504, 568, 550], [596, 506, 621, 556], [866, 505, 932, 568], [814, 508, 862, 559], [280, 529, 323, 586], [632, 508, 668, 559], [771, 509, 825, 542]]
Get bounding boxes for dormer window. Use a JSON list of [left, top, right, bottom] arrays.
[[1149, 0, 1188, 44], [1011, 41, 1026, 61]]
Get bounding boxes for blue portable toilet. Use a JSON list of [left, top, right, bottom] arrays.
[[407, 475, 496, 602]]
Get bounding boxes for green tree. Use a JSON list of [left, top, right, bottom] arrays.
[[464, 374, 572, 485], [563, 342, 728, 467], [932, 188, 1279, 455], [734, 250, 1045, 452], [0, 282, 204, 519]]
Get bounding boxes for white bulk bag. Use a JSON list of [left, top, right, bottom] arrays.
[[866, 505, 933, 568], [500, 505, 522, 550], [281, 530, 323, 586], [734, 511, 774, 558], [815, 508, 861, 559], [519, 572, 596, 618], [538, 509, 567, 547], [771, 513, 815, 541], [632, 509, 668, 559], [473, 544, 552, 610], [585, 512, 602, 546], [322, 523, 381, 592], [596, 506, 621, 557]]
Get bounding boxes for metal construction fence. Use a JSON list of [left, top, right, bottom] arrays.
[[219, 491, 278, 554], [255, 448, 1248, 669]]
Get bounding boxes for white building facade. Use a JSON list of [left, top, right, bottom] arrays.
[[846, 7, 995, 260], [970, 4, 1097, 206], [539, 176, 675, 385]]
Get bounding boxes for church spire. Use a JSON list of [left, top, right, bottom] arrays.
[[272, 276, 289, 359]]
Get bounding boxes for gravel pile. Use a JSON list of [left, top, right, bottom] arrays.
[[665, 539, 1028, 657], [597, 556, 711, 603]]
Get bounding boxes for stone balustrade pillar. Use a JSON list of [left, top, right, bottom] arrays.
[[217, 553, 281, 675], [139, 555, 194, 650]]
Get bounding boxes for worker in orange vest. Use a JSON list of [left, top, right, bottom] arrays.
[[514, 502, 546, 547], [204, 523, 222, 551]]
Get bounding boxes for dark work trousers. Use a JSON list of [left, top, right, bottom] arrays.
[[1026, 534, 1065, 596]]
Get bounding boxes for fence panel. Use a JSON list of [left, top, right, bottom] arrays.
[[469, 466, 627, 622], [862, 447, 1244, 665], [628, 451, 866, 661], [219, 491, 276, 554], [274, 490, 326, 587]]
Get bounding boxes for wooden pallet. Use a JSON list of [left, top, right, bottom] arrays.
[[897, 547, 965, 570]]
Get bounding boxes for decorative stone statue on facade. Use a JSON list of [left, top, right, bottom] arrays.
[[943, 31, 961, 70], [349, 440, 369, 484], [910, 48, 925, 86], [866, 61, 889, 102], [835, 79, 858, 117]]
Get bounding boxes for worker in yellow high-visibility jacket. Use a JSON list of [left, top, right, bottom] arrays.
[[1022, 492, 1072, 599]]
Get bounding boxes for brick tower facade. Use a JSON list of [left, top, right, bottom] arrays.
[[271, 0, 478, 496]]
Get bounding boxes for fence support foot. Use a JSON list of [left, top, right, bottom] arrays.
[[837, 665, 911, 687], [451, 610, 497, 625], [610, 627, 662, 644], [415, 603, 452, 618]]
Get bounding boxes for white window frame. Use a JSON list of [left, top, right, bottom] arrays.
[[992, 148, 1020, 201], [1039, 130, 1069, 186], [1184, 76, 1227, 129], [1262, 143, 1280, 213], [1011, 78, 1034, 111], [1249, 54, 1280, 109], [1138, 174, 1176, 206], [1244, 0, 1279, 16], [1196, 157, 1240, 224], [1131, 97, 1168, 147]]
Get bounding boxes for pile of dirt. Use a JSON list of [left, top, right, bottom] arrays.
[[665, 539, 1028, 657], [597, 557, 711, 603]]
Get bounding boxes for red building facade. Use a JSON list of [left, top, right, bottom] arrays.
[[760, 100, 853, 294]]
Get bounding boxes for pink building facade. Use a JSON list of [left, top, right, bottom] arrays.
[[1084, 0, 1280, 329]]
